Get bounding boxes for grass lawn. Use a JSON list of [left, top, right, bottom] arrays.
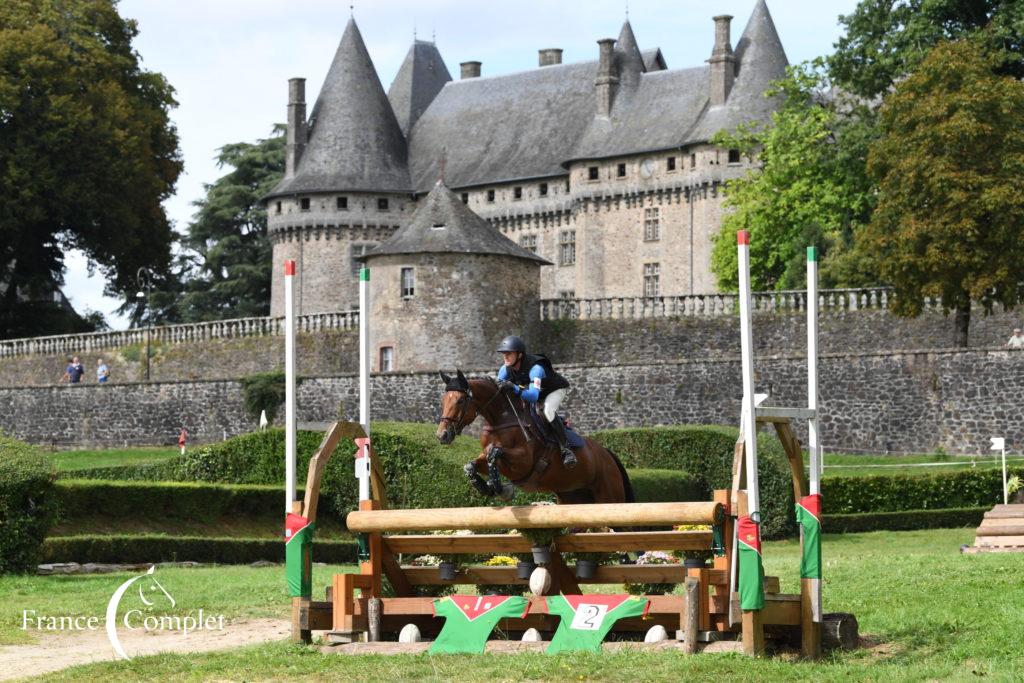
[[47, 447, 180, 472], [821, 452, 1023, 478], [4, 527, 1024, 681]]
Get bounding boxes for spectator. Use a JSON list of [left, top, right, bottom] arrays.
[[62, 356, 85, 384], [97, 358, 109, 384], [1008, 329, 1024, 349]]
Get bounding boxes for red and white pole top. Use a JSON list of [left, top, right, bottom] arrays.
[[284, 260, 296, 276]]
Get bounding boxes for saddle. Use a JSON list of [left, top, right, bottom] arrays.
[[525, 405, 586, 449]]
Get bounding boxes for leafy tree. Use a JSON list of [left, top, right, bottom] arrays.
[[710, 61, 879, 291], [175, 126, 284, 322], [861, 39, 1024, 346], [830, 0, 1024, 100], [0, 0, 182, 338]]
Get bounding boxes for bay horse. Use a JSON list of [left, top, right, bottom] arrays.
[[436, 370, 634, 505]]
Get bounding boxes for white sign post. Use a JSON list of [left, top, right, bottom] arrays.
[[991, 437, 1007, 504], [284, 260, 297, 514]]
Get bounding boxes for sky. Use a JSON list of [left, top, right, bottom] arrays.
[[63, 0, 861, 330]]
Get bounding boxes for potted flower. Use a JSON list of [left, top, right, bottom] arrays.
[[477, 555, 525, 596], [574, 551, 615, 580], [520, 527, 563, 565], [624, 551, 680, 596], [673, 524, 713, 569], [408, 555, 457, 597], [1009, 475, 1023, 504]]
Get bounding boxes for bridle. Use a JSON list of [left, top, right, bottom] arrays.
[[439, 379, 505, 436]]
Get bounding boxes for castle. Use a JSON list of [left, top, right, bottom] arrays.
[[264, 1, 788, 317]]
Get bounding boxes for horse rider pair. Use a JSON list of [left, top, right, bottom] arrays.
[[495, 335, 578, 470]]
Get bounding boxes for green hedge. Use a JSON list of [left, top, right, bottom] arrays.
[[0, 435, 58, 573], [823, 468, 1024, 514], [56, 480, 283, 524], [824, 507, 987, 534], [592, 425, 797, 539], [41, 534, 357, 565]]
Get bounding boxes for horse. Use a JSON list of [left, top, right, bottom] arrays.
[[435, 370, 634, 505]]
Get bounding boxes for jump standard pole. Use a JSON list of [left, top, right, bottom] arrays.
[[284, 259, 297, 513], [736, 230, 765, 655]]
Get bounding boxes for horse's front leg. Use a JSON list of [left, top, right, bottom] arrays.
[[464, 452, 493, 497]]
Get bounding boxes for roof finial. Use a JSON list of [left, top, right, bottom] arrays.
[[413, 21, 417, 40], [349, 3, 354, 17], [432, 24, 436, 43], [439, 148, 447, 184], [625, 0, 629, 19]]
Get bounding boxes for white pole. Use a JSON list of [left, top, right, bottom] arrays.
[[737, 231, 760, 520], [284, 259, 297, 514], [990, 437, 1007, 505], [358, 266, 371, 502], [807, 247, 821, 495]]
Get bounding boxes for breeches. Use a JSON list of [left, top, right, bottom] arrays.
[[541, 388, 567, 422]]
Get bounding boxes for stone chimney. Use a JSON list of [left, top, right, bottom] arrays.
[[595, 38, 619, 117], [285, 78, 307, 178], [708, 15, 736, 106], [460, 61, 481, 79], [539, 48, 563, 67]]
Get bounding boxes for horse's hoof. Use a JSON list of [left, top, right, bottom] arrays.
[[498, 483, 516, 502], [561, 451, 578, 470]]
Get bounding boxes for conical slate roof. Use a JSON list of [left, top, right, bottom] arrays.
[[388, 40, 452, 137], [268, 19, 410, 197], [366, 181, 551, 264], [615, 21, 645, 89]]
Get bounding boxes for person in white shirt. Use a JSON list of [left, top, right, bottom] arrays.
[[1007, 329, 1024, 348]]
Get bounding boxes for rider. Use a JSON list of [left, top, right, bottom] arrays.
[[494, 335, 577, 470]]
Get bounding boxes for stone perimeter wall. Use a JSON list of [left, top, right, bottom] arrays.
[[4, 306, 1024, 389], [6, 348, 1021, 455]]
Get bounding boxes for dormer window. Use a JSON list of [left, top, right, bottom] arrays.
[[539, 182, 548, 197], [728, 149, 741, 164], [514, 186, 523, 200], [487, 189, 495, 203], [300, 197, 311, 211], [337, 196, 348, 210], [588, 166, 599, 181], [378, 198, 389, 211], [461, 192, 469, 204], [617, 163, 626, 178]]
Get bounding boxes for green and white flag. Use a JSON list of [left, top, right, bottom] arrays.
[[796, 494, 822, 579], [737, 515, 765, 611], [285, 513, 313, 598], [545, 595, 650, 653]]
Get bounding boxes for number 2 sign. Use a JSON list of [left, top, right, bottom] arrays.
[[569, 603, 608, 631]]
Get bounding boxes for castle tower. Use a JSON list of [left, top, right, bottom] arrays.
[[364, 180, 550, 373], [388, 40, 452, 137], [265, 18, 415, 316]]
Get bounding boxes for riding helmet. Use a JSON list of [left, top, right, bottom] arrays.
[[496, 335, 526, 353]]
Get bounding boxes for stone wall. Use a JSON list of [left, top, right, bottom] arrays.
[[7, 348, 1023, 455]]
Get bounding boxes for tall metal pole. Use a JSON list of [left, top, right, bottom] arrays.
[[284, 260, 297, 514], [807, 247, 821, 493], [737, 231, 760, 519]]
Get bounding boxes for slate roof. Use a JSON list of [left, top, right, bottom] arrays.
[[268, 3, 787, 198], [267, 19, 411, 198], [365, 181, 551, 264], [388, 40, 452, 137]]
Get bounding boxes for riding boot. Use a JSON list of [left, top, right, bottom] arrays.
[[550, 417, 577, 470]]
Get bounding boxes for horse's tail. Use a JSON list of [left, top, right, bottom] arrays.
[[606, 448, 635, 503]]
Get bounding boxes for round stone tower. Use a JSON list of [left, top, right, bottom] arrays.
[[364, 180, 551, 373]]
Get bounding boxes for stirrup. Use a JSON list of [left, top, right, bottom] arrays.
[[561, 447, 577, 469]]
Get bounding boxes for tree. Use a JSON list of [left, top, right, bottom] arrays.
[[175, 127, 284, 322], [710, 61, 878, 291], [0, 0, 182, 338], [830, 0, 1024, 100], [861, 39, 1024, 346]]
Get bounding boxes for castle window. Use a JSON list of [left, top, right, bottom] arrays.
[[461, 192, 469, 204], [379, 346, 394, 372], [644, 207, 660, 242], [617, 163, 626, 178], [300, 197, 311, 211], [690, 153, 696, 169], [559, 230, 576, 266], [377, 198, 389, 211], [519, 234, 537, 253], [487, 189, 495, 203], [565, 180, 570, 192], [643, 262, 661, 297], [667, 156, 677, 171], [728, 149, 741, 164], [514, 186, 523, 200], [350, 243, 374, 276], [558, 290, 577, 317], [539, 183, 548, 197], [400, 267, 415, 298], [275, 201, 282, 214], [588, 166, 599, 181]]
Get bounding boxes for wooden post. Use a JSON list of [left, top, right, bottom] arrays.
[[683, 577, 700, 654]]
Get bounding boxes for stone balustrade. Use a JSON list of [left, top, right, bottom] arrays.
[[0, 311, 360, 358]]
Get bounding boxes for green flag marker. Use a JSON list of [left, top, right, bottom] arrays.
[[285, 513, 314, 598], [796, 494, 822, 579], [807, 246, 818, 262], [737, 516, 765, 611], [359, 267, 370, 281]]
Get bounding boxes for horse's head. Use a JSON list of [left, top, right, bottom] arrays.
[[436, 369, 478, 444]]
